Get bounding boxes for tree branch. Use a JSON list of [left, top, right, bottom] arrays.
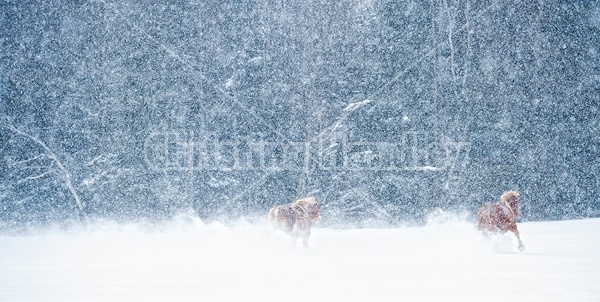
[[16, 170, 57, 184], [1, 121, 86, 216]]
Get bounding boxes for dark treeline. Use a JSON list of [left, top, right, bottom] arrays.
[[1, 0, 598, 230]]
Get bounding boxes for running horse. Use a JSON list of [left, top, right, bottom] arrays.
[[268, 197, 320, 247], [476, 190, 525, 251]]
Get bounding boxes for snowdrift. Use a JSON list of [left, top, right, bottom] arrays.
[[1, 215, 599, 302]]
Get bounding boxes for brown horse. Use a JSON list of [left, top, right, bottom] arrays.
[[476, 191, 525, 251], [268, 197, 320, 247]]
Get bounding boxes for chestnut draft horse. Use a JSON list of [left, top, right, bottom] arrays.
[[268, 197, 320, 247], [477, 191, 525, 251]]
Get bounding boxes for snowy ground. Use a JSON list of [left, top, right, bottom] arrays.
[[1, 215, 599, 302]]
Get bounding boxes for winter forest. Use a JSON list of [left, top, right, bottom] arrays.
[[1, 0, 599, 230]]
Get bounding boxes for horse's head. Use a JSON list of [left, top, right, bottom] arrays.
[[293, 197, 320, 221], [501, 190, 520, 218], [307, 202, 320, 221]]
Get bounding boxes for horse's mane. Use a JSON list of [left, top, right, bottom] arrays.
[[501, 191, 520, 203], [290, 197, 319, 221], [500, 190, 520, 218], [291, 196, 317, 208]]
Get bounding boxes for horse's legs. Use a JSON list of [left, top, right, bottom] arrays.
[[301, 231, 310, 248], [290, 235, 298, 248], [513, 229, 525, 251]]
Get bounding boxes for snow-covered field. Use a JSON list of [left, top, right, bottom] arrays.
[[1, 215, 599, 302]]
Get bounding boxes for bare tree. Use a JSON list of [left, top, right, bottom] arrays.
[[1, 119, 86, 219]]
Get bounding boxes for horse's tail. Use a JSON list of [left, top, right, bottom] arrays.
[[268, 205, 296, 233], [476, 203, 492, 231], [267, 207, 276, 221]]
